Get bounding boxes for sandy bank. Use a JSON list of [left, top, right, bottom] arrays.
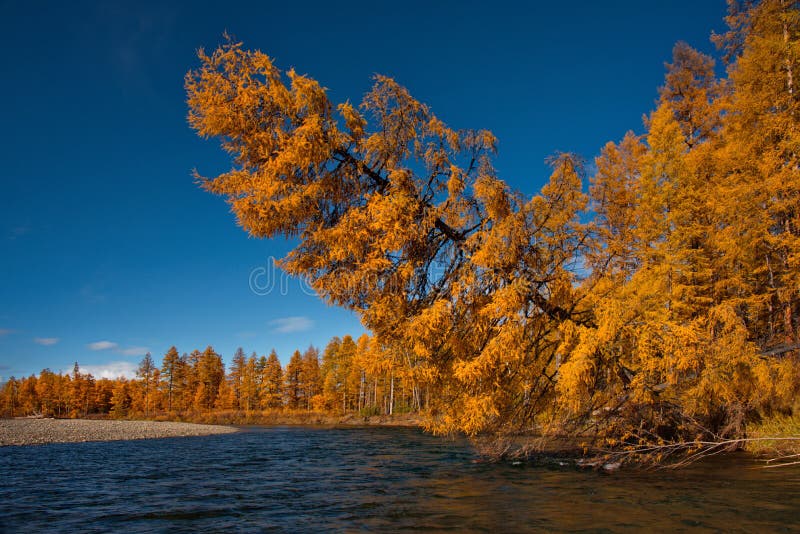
[[0, 418, 237, 446]]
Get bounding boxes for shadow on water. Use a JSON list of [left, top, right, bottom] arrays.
[[2, 426, 799, 532]]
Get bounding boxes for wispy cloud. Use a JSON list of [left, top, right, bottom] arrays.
[[269, 316, 314, 334], [87, 339, 149, 357], [88, 340, 118, 351], [118, 346, 149, 357], [81, 361, 137, 380], [34, 337, 59, 346], [0, 328, 13, 337]]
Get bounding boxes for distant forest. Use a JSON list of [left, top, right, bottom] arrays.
[[0, 335, 423, 420]]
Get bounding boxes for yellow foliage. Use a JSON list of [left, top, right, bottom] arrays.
[[186, 3, 800, 453]]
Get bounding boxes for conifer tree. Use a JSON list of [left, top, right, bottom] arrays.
[[137, 353, 156, 417], [242, 354, 259, 410], [261, 349, 284, 409], [229, 347, 247, 410], [110, 379, 130, 418], [161, 346, 181, 412], [284, 350, 303, 409], [196, 347, 225, 410], [301, 346, 321, 410]]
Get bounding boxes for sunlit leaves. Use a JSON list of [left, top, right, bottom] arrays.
[[186, 2, 800, 452]]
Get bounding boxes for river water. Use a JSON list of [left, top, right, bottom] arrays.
[[1, 426, 799, 532]]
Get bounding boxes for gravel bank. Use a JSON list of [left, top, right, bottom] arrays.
[[0, 419, 237, 446]]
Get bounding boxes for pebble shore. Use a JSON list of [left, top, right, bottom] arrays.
[[0, 418, 237, 446]]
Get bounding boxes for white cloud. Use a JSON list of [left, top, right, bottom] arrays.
[[88, 340, 118, 351], [269, 316, 314, 334], [118, 346, 149, 357], [34, 337, 59, 346], [0, 328, 12, 337], [87, 341, 149, 357], [80, 361, 137, 380]]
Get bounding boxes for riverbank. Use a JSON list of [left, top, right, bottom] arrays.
[[162, 410, 424, 428], [0, 418, 238, 446]]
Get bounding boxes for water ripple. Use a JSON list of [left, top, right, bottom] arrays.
[[1, 426, 799, 532]]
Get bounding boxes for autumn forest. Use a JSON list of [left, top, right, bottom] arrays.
[[4, 0, 800, 461], [0, 336, 421, 421]]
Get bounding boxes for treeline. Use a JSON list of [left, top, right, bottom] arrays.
[[0, 335, 430, 419]]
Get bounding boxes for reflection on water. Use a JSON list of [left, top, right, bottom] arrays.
[[1, 426, 799, 532]]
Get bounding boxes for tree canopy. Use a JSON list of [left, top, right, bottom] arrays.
[[185, 0, 800, 455]]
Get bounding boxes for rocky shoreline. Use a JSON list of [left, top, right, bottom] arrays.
[[0, 418, 237, 446]]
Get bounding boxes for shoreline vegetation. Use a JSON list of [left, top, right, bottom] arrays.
[[179, 0, 800, 467], [162, 410, 424, 428]]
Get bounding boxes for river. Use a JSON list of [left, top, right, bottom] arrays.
[[1, 426, 798, 532]]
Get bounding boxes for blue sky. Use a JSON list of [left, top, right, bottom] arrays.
[[0, 0, 726, 380]]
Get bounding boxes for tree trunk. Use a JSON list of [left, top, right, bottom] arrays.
[[783, 0, 795, 97], [388, 371, 394, 416]]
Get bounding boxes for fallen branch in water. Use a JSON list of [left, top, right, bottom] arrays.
[[763, 451, 800, 469], [595, 436, 800, 469]]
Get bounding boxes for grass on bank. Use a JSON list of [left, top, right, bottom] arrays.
[[746, 413, 800, 466]]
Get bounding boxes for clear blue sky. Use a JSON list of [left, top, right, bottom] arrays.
[[0, 0, 727, 380]]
